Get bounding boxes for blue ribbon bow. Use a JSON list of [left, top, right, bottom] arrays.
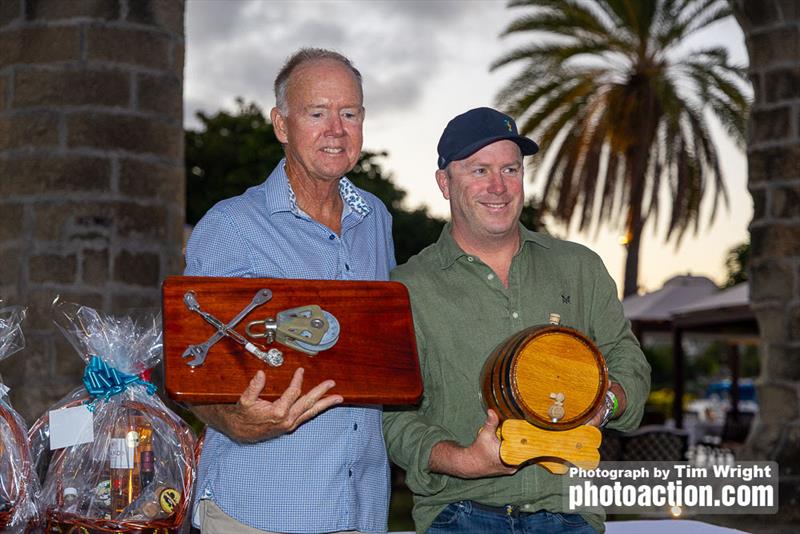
[[82, 355, 157, 410]]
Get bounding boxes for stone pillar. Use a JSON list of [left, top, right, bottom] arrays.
[[732, 0, 800, 521], [0, 0, 185, 422]]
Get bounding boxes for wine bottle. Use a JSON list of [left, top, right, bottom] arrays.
[[139, 420, 155, 489], [109, 410, 141, 518]]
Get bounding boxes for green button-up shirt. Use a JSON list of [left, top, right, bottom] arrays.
[[383, 224, 651, 533]]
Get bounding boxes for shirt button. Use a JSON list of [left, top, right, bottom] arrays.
[[348, 469, 353, 477], [353, 423, 358, 431], [487, 273, 494, 280], [328, 234, 335, 240], [512, 312, 519, 319], [467, 256, 474, 262], [345, 263, 350, 271]]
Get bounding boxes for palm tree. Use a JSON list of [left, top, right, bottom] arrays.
[[492, 0, 749, 296]]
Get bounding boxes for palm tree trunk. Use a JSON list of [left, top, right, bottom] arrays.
[[623, 215, 644, 297], [623, 149, 649, 297]]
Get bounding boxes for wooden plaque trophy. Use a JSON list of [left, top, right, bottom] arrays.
[[480, 314, 607, 474], [162, 276, 423, 405]]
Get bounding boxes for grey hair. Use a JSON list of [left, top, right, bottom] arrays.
[[274, 48, 363, 115]]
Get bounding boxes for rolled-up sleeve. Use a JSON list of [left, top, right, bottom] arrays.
[[589, 255, 651, 431]]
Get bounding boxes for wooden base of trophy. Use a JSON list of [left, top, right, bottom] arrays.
[[497, 420, 601, 474]]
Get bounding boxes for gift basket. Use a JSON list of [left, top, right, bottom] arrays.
[[29, 301, 197, 533], [0, 303, 41, 532]]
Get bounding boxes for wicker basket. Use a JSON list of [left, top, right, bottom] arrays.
[[29, 398, 197, 534], [0, 403, 39, 533]]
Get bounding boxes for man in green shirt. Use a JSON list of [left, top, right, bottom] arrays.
[[383, 107, 651, 533]]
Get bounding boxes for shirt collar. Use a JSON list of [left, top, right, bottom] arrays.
[[264, 159, 372, 218], [436, 222, 551, 269]]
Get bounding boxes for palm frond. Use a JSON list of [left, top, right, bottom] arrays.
[[683, 2, 731, 38], [666, 135, 690, 240], [541, 128, 580, 214], [528, 90, 594, 152], [491, 41, 620, 72], [645, 127, 664, 226], [506, 0, 613, 35], [655, 0, 728, 51], [604, 0, 657, 46], [685, 104, 728, 216], [495, 76, 563, 115], [708, 97, 748, 147], [593, 151, 623, 237], [501, 2, 637, 52], [510, 75, 599, 136], [681, 60, 750, 143], [576, 118, 607, 231]]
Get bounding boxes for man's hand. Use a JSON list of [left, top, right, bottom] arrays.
[[429, 410, 517, 479], [191, 368, 343, 443]]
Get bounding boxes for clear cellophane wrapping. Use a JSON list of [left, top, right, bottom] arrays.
[[28, 302, 197, 533], [0, 304, 41, 532]]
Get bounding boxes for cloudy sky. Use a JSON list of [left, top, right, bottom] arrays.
[[184, 0, 751, 294]]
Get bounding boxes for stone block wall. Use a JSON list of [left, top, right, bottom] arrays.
[[0, 0, 185, 422], [732, 0, 800, 521]]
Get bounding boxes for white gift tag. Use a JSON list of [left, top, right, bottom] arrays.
[[49, 405, 94, 450]]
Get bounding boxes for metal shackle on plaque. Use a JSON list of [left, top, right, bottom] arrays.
[[245, 305, 341, 356]]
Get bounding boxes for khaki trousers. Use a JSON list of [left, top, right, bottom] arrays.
[[199, 499, 364, 534]]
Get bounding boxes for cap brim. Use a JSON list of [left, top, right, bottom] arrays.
[[445, 135, 539, 168]]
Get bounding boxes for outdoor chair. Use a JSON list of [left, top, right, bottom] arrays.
[[720, 411, 754, 444], [619, 425, 689, 461], [600, 429, 625, 461]]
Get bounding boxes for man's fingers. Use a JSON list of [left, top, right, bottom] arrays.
[[287, 378, 339, 419], [587, 410, 604, 428], [238, 368, 342, 437], [238, 370, 266, 407], [268, 368, 307, 416], [484, 409, 501, 434], [293, 393, 344, 428], [303, 377, 338, 403], [287, 367, 305, 393]]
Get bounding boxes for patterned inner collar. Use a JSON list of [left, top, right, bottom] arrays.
[[285, 173, 372, 218]]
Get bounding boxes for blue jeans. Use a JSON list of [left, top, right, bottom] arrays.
[[426, 501, 597, 534]]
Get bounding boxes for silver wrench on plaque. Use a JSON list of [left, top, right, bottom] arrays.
[[182, 289, 283, 367]]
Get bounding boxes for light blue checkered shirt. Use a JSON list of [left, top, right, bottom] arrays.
[[185, 160, 395, 533]]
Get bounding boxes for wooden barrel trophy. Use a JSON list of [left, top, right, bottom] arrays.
[[480, 314, 607, 473]]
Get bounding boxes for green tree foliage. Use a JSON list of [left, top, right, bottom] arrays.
[[347, 150, 448, 264], [493, 0, 750, 296], [185, 98, 284, 225], [723, 241, 749, 288], [185, 99, 447, 264]]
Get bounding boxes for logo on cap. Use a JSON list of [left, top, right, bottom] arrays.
[[504, 119, 513, 132]]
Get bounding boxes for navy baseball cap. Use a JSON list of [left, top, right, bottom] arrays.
[[437, 107, 539, 169]]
